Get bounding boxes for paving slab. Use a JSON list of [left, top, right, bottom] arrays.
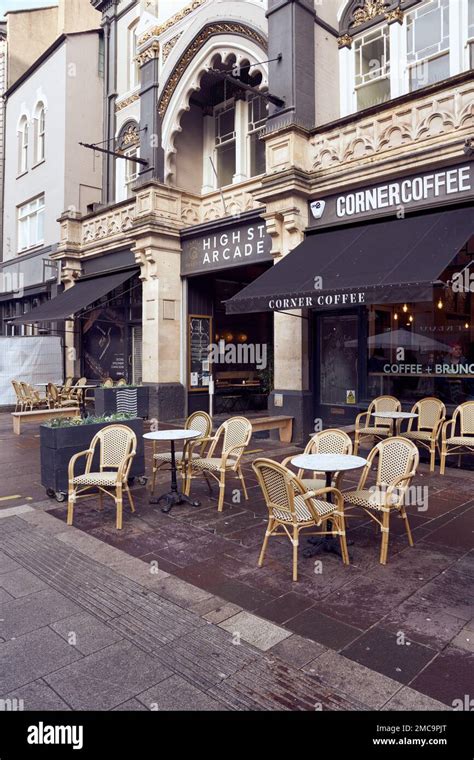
[[409, 646, 474, 707], [269, 634, 326, 669], [219, 610, 291, 651], [381, 686, 450, 711], [1, 678, 71, 711], [0, 587, 82, 640], [0, 567, 48, 598], [51, 612, 124, 655], [137, 675, 227, 711]]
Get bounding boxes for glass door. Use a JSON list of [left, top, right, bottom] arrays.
[[317, 311, 359, 415]]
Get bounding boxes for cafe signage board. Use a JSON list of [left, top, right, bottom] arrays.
[[309, 162, 474, 229]]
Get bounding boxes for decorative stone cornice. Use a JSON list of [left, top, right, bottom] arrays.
[[138, 0, 206, 46], [136, 41, 160, 67], [158, 22, 267, 117], [162, 33, 182, 62], [115, 93, 140, 113]]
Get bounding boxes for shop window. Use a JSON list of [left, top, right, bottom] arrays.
[[407, 0, 450, 91], [128, 20, 139, 91], [125, 145, 139, 197], [215, 101, 236, 187], [18, 195, 45, 253], [18, 115, 28, 174], [469, 0, 474, 68], [248, 93, 267, 176], [320, 313, 359, 406], [354, 26, 391, 110]]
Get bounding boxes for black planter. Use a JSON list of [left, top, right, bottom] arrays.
[[93, 387, 149, 419], [40, 418, 146, 500]]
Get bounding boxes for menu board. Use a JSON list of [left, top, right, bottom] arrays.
[[188, 315, 212, 391]]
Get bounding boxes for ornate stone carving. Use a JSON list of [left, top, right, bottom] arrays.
[[162, 33, 182, 62], [158, 22, 267, 117], [81, 202, 136, 246], [337, 34, 353, 49], [385, 7, 404, 24], [136, 41, 160, 67], [350, 1, 391, 28], [138, 0, 206, 46], [116, 93, 140, 113]]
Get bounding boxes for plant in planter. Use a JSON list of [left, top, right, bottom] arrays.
[[41, 413, 146, 502], [94, 385, 149, 419]]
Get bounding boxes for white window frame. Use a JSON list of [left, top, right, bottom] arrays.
[[466, 0, 474, 68], [406, 0, 450, 91], [128, 21, 140, 92], [18, 116, 29, 174], [17, 194, 45, 253], [353, 25, 391, 111], [124, 144, 139, 196], [247, 92, 267, 178], [213, 99, 237, 188], [34, 103, 45, 164]]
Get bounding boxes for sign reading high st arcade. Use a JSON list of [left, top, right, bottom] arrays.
[[309, 162, 474, 228], [181, 215, 272, 276]]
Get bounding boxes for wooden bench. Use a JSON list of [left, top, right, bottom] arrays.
[[251, 415, 294, 443], [12, 407, 80, 435]]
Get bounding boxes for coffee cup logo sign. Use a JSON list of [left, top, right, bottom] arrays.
[[309, 163, 474, 228], [181, 220, 272, 276]]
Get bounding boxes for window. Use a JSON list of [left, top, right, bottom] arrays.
[[18, 116, 28, 174], [125, 145, 139, 197], [469, 0, 474, 68], [248, 93, 267, 176], [354, 26, 391, 110], [128, 21, 139, 91], [34, 103, 45, 164], [407, 0, 450, 91], [18, 195, 45, 252], [215, 102, 236, 187]]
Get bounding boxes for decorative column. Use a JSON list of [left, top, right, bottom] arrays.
[[233, 95, 248, 183], [136, 31, 164, 183], [202, 107, 215, 193], [54, 212, 83, 379]]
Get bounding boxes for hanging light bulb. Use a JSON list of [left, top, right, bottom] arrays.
[[409, 315, 414, 323], [437, 298, 443, 309], [394, 313, 398, 321], [402, 304, 408, 313], [465, 322, 469, 329]]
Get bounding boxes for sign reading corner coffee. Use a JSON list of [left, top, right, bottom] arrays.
[[309, 163, 474, 228], [181, 216, 272, 276]]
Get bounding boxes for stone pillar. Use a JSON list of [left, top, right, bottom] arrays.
[[137, 38, 164, 183], [266, 0, 316, 129], [202, 109, 215, 193], [55, 212, 83, 379], [233, 96, 248, 183], [101, 4, 118, 203]]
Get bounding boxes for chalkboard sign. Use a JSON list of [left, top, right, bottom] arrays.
[[188, 315, 212, 391]]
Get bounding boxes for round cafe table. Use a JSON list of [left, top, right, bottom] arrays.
[[371, 410, 418, 435], [143, 429, 201, 514], [291, 453, 367, 559]]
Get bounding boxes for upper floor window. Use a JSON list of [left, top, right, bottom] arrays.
[[34, 103, 45, 164], [18, 194, 45, 253], [128, 21, 139, 91], [469, 0, 474, 67], [248, 93, 267, 176], [354, 26, 391, 109], [17, 116, 28, 174], [407, 0, 450, 90], [215, 101, 236, 187]]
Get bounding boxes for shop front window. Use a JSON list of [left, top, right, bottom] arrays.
[[407, 0, 450, 91], [248, 93, 267, 176], [354, 26, 391, 110], [320, 313, 359, 406], [367, 242, 474, 408]]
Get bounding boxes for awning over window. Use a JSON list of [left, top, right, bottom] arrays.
[[10, 269, 136, 324], [225, 208, 474, 314]]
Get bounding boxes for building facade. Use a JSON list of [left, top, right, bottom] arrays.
[[21, 0, 474, 442]]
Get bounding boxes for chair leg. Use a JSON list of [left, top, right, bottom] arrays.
[[292, 526, 299, 582], [354, 433, 359, 456], [238, 467, 248, 500], [116, 486, 123, 530], [440, 448, 446, 475], [126, 484, 136, 513], [258, 519, 273, 568], [337, 515, 350, 566], [379, 510, 390, 565], [98, 490, 104, 511], [151, 464, 157, 494], [429, 444, 436, 472], [217, 473, 226, 512], [401, 506, 414, 547], [67, 490, 75, 526]]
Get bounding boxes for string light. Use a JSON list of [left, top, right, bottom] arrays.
[[402, 304, 408, 313], [437, 298, 443, 309]]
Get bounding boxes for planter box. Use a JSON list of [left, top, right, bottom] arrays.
[[40, 418, 145, 499], [94, 387, 149, 419]]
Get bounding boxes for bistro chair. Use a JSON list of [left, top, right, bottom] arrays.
[[47, 382, 79, 409], [344, 437, 419, 565], [354, 395, 401, 454], [67, 424, 137, 530], [103, 377, 114, 388], [11, 380, 25, 412], [151, 410, 212, 494], [60, 377, 74, 402], [184, 416, 252, 512], [253, 458, 349, 581], [401, 397, 446, 472], [440, 401, 474, 475], [282, 428, 353, 491], [20, 382, 47, 411], [116, 378, 127, 387]]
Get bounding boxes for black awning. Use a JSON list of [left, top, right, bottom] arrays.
[[10, 269, 136, 324], [225, 208, 474, 314]]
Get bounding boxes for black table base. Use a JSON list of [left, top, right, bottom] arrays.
[[149, 438, 200, 514], [303, 471, 353, 561]]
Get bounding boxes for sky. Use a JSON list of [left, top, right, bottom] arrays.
[[0, 0, 58, 20]]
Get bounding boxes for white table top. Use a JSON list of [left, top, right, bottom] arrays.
[[143, 429, 201, 442], [291, 453, 368, 472], [371, 411, 418, 420]]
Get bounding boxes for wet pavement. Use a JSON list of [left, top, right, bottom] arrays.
[[0, 412, 472, 710]]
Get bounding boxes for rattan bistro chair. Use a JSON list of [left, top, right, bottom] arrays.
[[184, 416, 252, 512], [282, 428, 353, 491], [67, 424, 137, 530], [47, 382, 79, 409], [402, 397, 446, 472], [11, 380, 25, 412], [440, 401, 474, 475], [151, 411, 212, 494], [344, 437, 419, 565], [354, 396, 401, 454], [20, 382, 47, 411], [253, 458, 349, 581]]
